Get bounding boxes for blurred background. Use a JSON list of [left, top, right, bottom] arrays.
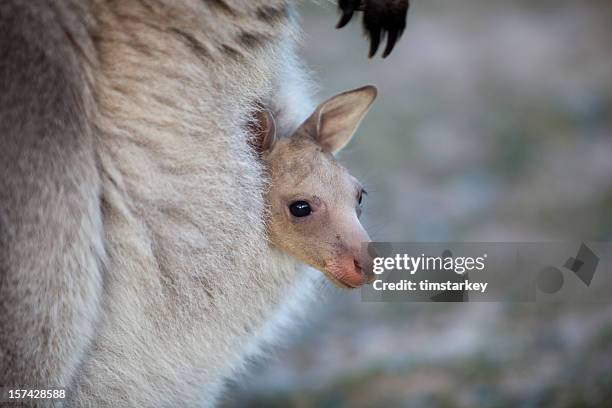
[[223, 1, 612, 406]]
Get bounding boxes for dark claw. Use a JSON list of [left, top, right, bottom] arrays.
[[382, 28, 398, 58], [337, 0, 410, 58], [337, 0, 360, 28], [336, 9, 354, 29], [368, 25, 382, 58]]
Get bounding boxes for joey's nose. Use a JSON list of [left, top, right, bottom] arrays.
[[326, 221, 373, 288], [353, 247, 375, 284], [351, 229, 374, 284]]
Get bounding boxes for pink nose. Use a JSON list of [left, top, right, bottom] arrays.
[[348, 224, 373, 283], [323, 222, 373, 288], [352, 249, 375, 284]]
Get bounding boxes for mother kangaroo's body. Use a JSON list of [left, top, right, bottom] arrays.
[[0, 0, 408, 406]]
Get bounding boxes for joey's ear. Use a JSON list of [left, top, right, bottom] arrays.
[[251, 109, 277, 153], [306, 85, 377, 154]]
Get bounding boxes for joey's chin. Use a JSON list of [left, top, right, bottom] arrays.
[[323, 257, 368, 289]]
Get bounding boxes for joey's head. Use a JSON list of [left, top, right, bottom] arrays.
[[254, 86, 377, 288]]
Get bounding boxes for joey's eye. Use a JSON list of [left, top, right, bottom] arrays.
[[358, 189, 367, 205], [289, 201, 312, 217]]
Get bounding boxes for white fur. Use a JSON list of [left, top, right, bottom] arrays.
[[65, 1, 322, 406]]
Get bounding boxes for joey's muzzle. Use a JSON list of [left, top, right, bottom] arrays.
[[323, 228, 373, 289]]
